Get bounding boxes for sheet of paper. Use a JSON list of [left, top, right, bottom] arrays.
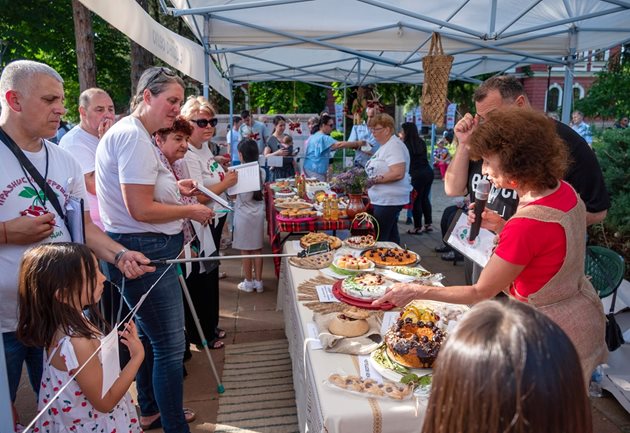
[[196, 184, 233, 210], [445, 210, 495, 267], [381, 311, 399, 335], [307, 322, 323, 350], [265, 155, 284, 167], [358, 355, 383, 383], [227, 161, 262, 195], [100, 328, 120, 397], [316, 285, 340, 303]]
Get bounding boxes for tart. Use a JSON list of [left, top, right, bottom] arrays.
[[345, 234, 376, 249], [299, 232, 342, 250], [362, 247, 418, 267], [341, 272, 390, 300], [288, 251, 334, 269]]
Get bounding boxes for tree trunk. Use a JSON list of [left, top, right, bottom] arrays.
[[130, 0, 154, 95], [71, 0, 96, 91]]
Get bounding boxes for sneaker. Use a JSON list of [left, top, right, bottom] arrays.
[[253, 280, 264, 293], [237, 280, 254, 293]]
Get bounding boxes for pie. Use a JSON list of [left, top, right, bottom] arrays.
[[299, 232, 342, 250], [345, 235, 376, 249], [341, 272, 390, 300], [288, 251, 334, 269], [361, 248, 418, 267]]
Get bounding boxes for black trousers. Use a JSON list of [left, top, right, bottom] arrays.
[[372, 204, 404, 245], [411, 167, 434, 228]]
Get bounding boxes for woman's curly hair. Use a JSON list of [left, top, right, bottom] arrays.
[[468, 107, 570, 190]]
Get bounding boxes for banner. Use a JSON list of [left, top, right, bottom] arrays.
[[405, 111, 414, 123], [414, 107, 423, 131], [334, 103, 345, 133], [446, 103, 458, 130], [78, 0, 230, 99]]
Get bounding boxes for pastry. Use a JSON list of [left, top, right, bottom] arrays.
[[288, 251, 334, 269], [334, 255, 373, 270], [299, 232, 342, 250], [328, 307, 370, 337], [345, 234, 376, 249], [341, 272, 389, 300], [383, 304, 446, 369], [362, 247, 418, 266], [327, 374, 411, 400]]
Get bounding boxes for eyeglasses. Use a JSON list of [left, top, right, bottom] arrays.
[[369, 127, 385, 132], [190, 118, 218, 128]]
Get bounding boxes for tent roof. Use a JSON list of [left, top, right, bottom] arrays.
[[166, 0, 630, 86]]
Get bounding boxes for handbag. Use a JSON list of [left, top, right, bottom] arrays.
[[421, 33, 454, 127], [0, 127, 85, 243]]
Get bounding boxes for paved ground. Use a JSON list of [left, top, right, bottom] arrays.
[[14, 179, 630, 432]]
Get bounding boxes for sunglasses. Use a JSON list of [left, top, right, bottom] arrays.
[[143, 66, 177, 89], [190, 118, 218, 128]]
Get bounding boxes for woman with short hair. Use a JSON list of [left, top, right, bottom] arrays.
[[365, 113, 412, 244]]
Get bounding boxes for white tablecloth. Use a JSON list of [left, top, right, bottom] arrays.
[[280, 241, 426, 433]]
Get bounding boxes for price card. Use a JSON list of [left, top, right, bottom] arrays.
[[358, 354, 383, 383], [381, 311, 399, 335], [307, 322, 323, 350], [316, 285, 340, 303]]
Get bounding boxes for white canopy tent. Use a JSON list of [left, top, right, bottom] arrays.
[[79, 0, 630, 120]]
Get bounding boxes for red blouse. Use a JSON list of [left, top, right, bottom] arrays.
[[494, 181, 577, 298]]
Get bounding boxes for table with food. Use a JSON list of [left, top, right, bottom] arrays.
[[266, 177, 353, 275], [278, 232, 469, 433]]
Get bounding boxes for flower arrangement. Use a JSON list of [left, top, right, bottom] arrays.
[[331, 167, 372, 195]]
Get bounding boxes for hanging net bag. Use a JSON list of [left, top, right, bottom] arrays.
[[421, 32, 453, 127]]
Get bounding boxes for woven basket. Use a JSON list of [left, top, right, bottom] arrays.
[[422, 33, 453, 127]]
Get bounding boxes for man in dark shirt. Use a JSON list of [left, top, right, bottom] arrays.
[[444, 75, 609, 282]]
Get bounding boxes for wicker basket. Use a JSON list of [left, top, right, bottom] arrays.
[[422, 33, 453, 127]]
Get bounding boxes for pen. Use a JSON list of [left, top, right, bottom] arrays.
[[215, 209, 232, 213]]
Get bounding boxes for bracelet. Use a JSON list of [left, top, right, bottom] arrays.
[[1, 222, 7, 244], [114, 248, 129, 265]]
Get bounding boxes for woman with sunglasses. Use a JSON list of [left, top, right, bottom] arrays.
[[180, 96, 237, 347], [303, 113, 365, 181], [364, 113, 412, 244], [95, 66, 212, 433]]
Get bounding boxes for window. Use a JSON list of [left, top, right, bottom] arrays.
[[546, 84, 562, 113]]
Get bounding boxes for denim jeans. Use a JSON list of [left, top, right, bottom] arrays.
[[106, 231, 189, 433], [2, 332, 43, 402]]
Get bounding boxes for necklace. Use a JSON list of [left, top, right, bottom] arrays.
[[18, 140, 50, 209]]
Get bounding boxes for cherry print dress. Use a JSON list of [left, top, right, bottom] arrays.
[[35, 335, 142, 433]]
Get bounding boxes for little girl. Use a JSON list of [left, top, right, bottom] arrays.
[[233, 139, 266, 293], [16, 243, 143, 432]]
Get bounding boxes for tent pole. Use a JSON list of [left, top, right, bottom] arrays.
[[229, 74, 234, 155], [203, 14, 210, 99], [561, 26, 578, 124]]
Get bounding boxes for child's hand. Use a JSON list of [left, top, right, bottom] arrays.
[[119, 321, 144, 360]]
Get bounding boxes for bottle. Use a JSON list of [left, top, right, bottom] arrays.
[[589, 365, 604, 398], [298, 175, 306, 199], [330, 196, 339, 221], [323, 195, 331, 220]]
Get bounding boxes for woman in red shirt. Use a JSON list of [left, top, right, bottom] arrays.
[[373, 107, 606, 385]]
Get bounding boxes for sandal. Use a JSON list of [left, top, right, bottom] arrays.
[[423, 224, 434, 233], [406, 227, 423, 235], [216, 328, 227, 339], [184, 407, 196, 424], [208, 338, 224, 349], [140, 408, 196, 430]]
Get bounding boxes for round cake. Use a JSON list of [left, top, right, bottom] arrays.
[[384, 304, 446, 368], [362, 247, 418, 266], [341, 272, 389, 300]]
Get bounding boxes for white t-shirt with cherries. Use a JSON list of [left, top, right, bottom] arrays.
[[365, 135, 412, 206], [95, 116, 183, 235], [59, 125, 103, 229], [185, 142, 228, 212], [0, 140, 87, 333]]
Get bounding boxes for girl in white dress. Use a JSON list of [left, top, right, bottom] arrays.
[[17, 243, 144, 433]]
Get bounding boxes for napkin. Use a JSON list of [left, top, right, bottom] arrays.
[[313, 311, 383, 355]]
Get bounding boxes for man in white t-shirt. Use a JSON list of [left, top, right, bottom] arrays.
[[0, 60, 152, 429], [349, 105, 380, 168], [60, 88, 115, 230], [238, 109, 268, 154]]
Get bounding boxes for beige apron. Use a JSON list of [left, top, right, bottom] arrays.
[[506, 197, 606, 386]]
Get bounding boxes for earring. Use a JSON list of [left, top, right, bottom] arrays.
[[509, 180, 518, 188]]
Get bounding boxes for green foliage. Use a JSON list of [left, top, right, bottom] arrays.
[[247, 81, 327, 114], [0, 0, 131, 121], [597, 128, 630, 236], [576, 47, 630, 120]]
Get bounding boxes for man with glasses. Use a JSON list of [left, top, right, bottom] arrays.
[[238, 109, 268, 154], [303, 114, 365, 181], [445, 75, 609, 283], [349, 105, 381, 168]]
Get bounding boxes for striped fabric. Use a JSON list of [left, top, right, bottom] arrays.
[[215, 340, 299, 433]]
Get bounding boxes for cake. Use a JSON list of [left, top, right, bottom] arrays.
[[334, 255, 373, 270], [384, 304, 446, 368], [299, 232, 342, 249], [341, 272, 389, 300], [362, 247, 418, 266]]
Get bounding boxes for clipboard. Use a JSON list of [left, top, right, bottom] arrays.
[[65, 196, 85, 244], [444, 209, 496, 267], [196, 184, 233, 211]]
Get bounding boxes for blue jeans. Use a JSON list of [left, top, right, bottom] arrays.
[[106, 231, 188, 433], [2, 332, 43, 402]]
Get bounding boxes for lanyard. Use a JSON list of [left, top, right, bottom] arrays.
[[18, 140, 50, 209]]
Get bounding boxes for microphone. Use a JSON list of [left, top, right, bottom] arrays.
[[469, 178, 491, 242]]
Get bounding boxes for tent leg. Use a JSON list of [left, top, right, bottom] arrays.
[[178, 274, 225, 394]]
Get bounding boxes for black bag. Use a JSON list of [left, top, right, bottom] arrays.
[[606, 311, 625, 352]]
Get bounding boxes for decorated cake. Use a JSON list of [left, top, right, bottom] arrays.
[[384, 303, 446, 369], [362, 247, 418, 267], [333, 255, 374, 270], [341, 272, 389, 300]]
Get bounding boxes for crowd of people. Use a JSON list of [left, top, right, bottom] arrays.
[[0, 57, 617, 433]]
